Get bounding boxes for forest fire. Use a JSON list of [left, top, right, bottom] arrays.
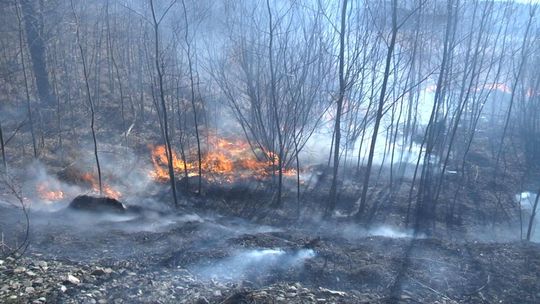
[[81, 173, 122, 200], [35, 172, 122, 202], [36, 182, 65, 202], [150, 137, 296, 183]]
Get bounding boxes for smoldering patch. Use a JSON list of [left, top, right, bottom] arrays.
[[190, 248, 316, 282]]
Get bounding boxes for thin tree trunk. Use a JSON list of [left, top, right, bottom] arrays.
[[356, 0, 398, 220], [71, 0, 103, 196], [526, 188, 540, 241], [326, 0, 348, 218], [0, 122, 6, 173], [20, 0, 55, 108], [181, 0, 202, 195], [494, 6, 536, 175], [150, 0, 178, 207], [16, 1, 37, 158], [266, 0, 284, 208]]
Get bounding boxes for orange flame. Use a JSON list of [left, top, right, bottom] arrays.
[[149, 136, 297, 183], [479, 83, 512, 94], [149, 145, 194, 181], [81, 172, 122, 199], [36, 182, 65, 202]]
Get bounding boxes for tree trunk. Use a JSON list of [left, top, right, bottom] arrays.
[[71, 0, 103, 195], [150, 0, 178, 207], [526, 188, 540, 241], [20, 0, 55, 108], [181, 0, 202, 195], [356, 0, 398, 220], [266, 0, 284, 208], [0, 121, 6, 173], [16, 1, 37, 158], [326, 0, 348, 218]]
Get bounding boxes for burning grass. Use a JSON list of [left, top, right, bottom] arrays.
[[36, 181, 65, 202], [149, 136, 296, 184], [35, 169, 122, 205], [80, 172, 122, 200]]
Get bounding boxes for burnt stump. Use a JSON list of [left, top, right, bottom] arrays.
[[68, 195, 126, 214]]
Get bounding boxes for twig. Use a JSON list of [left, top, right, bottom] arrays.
[[0, 174, 30, 260], [407, 275, 457, 303], [465, 274, 490, 296]]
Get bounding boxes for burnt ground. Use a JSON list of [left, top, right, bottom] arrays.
[[1, 198, 540, 304]]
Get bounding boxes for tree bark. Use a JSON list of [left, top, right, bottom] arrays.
[[20, 0, 55, 108]]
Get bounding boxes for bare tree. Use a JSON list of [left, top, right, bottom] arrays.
[[356, 0, 399, 219], [0, 121, 6, 173], [20, 0, 55, 108], [181, 0, 203, 195], [16, 0, 37, 159], [71, 0, 103, 195], [326, 0, 348, 218], [150, 0, 179, 206]]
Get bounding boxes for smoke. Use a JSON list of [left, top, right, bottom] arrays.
[[74, 143, 158, 201], [367, 226, 418, 238], [19, 144, 166, 212], [300, 83, 442, 178], [202, 216, 283, 235], [517, 191, 536, 211], [336, 223, 423, 240], [302, 122, 430, 175], [118, 213, 204, 233], [23, 161, 80, 211], [192, 248, 315, 282], [516, 191, 539, 242]]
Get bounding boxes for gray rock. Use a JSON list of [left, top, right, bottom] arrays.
[[66, 274, 81, 285], [92, 269, 106, 276]]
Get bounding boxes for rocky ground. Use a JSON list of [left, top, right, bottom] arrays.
[[1, 201, 540, 304], [0, 254, 365, 304]]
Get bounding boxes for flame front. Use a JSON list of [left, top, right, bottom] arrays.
[[149, 137, 297, 183]]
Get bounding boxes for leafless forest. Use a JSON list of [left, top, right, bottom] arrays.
[[1, 0, 540, 303]]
